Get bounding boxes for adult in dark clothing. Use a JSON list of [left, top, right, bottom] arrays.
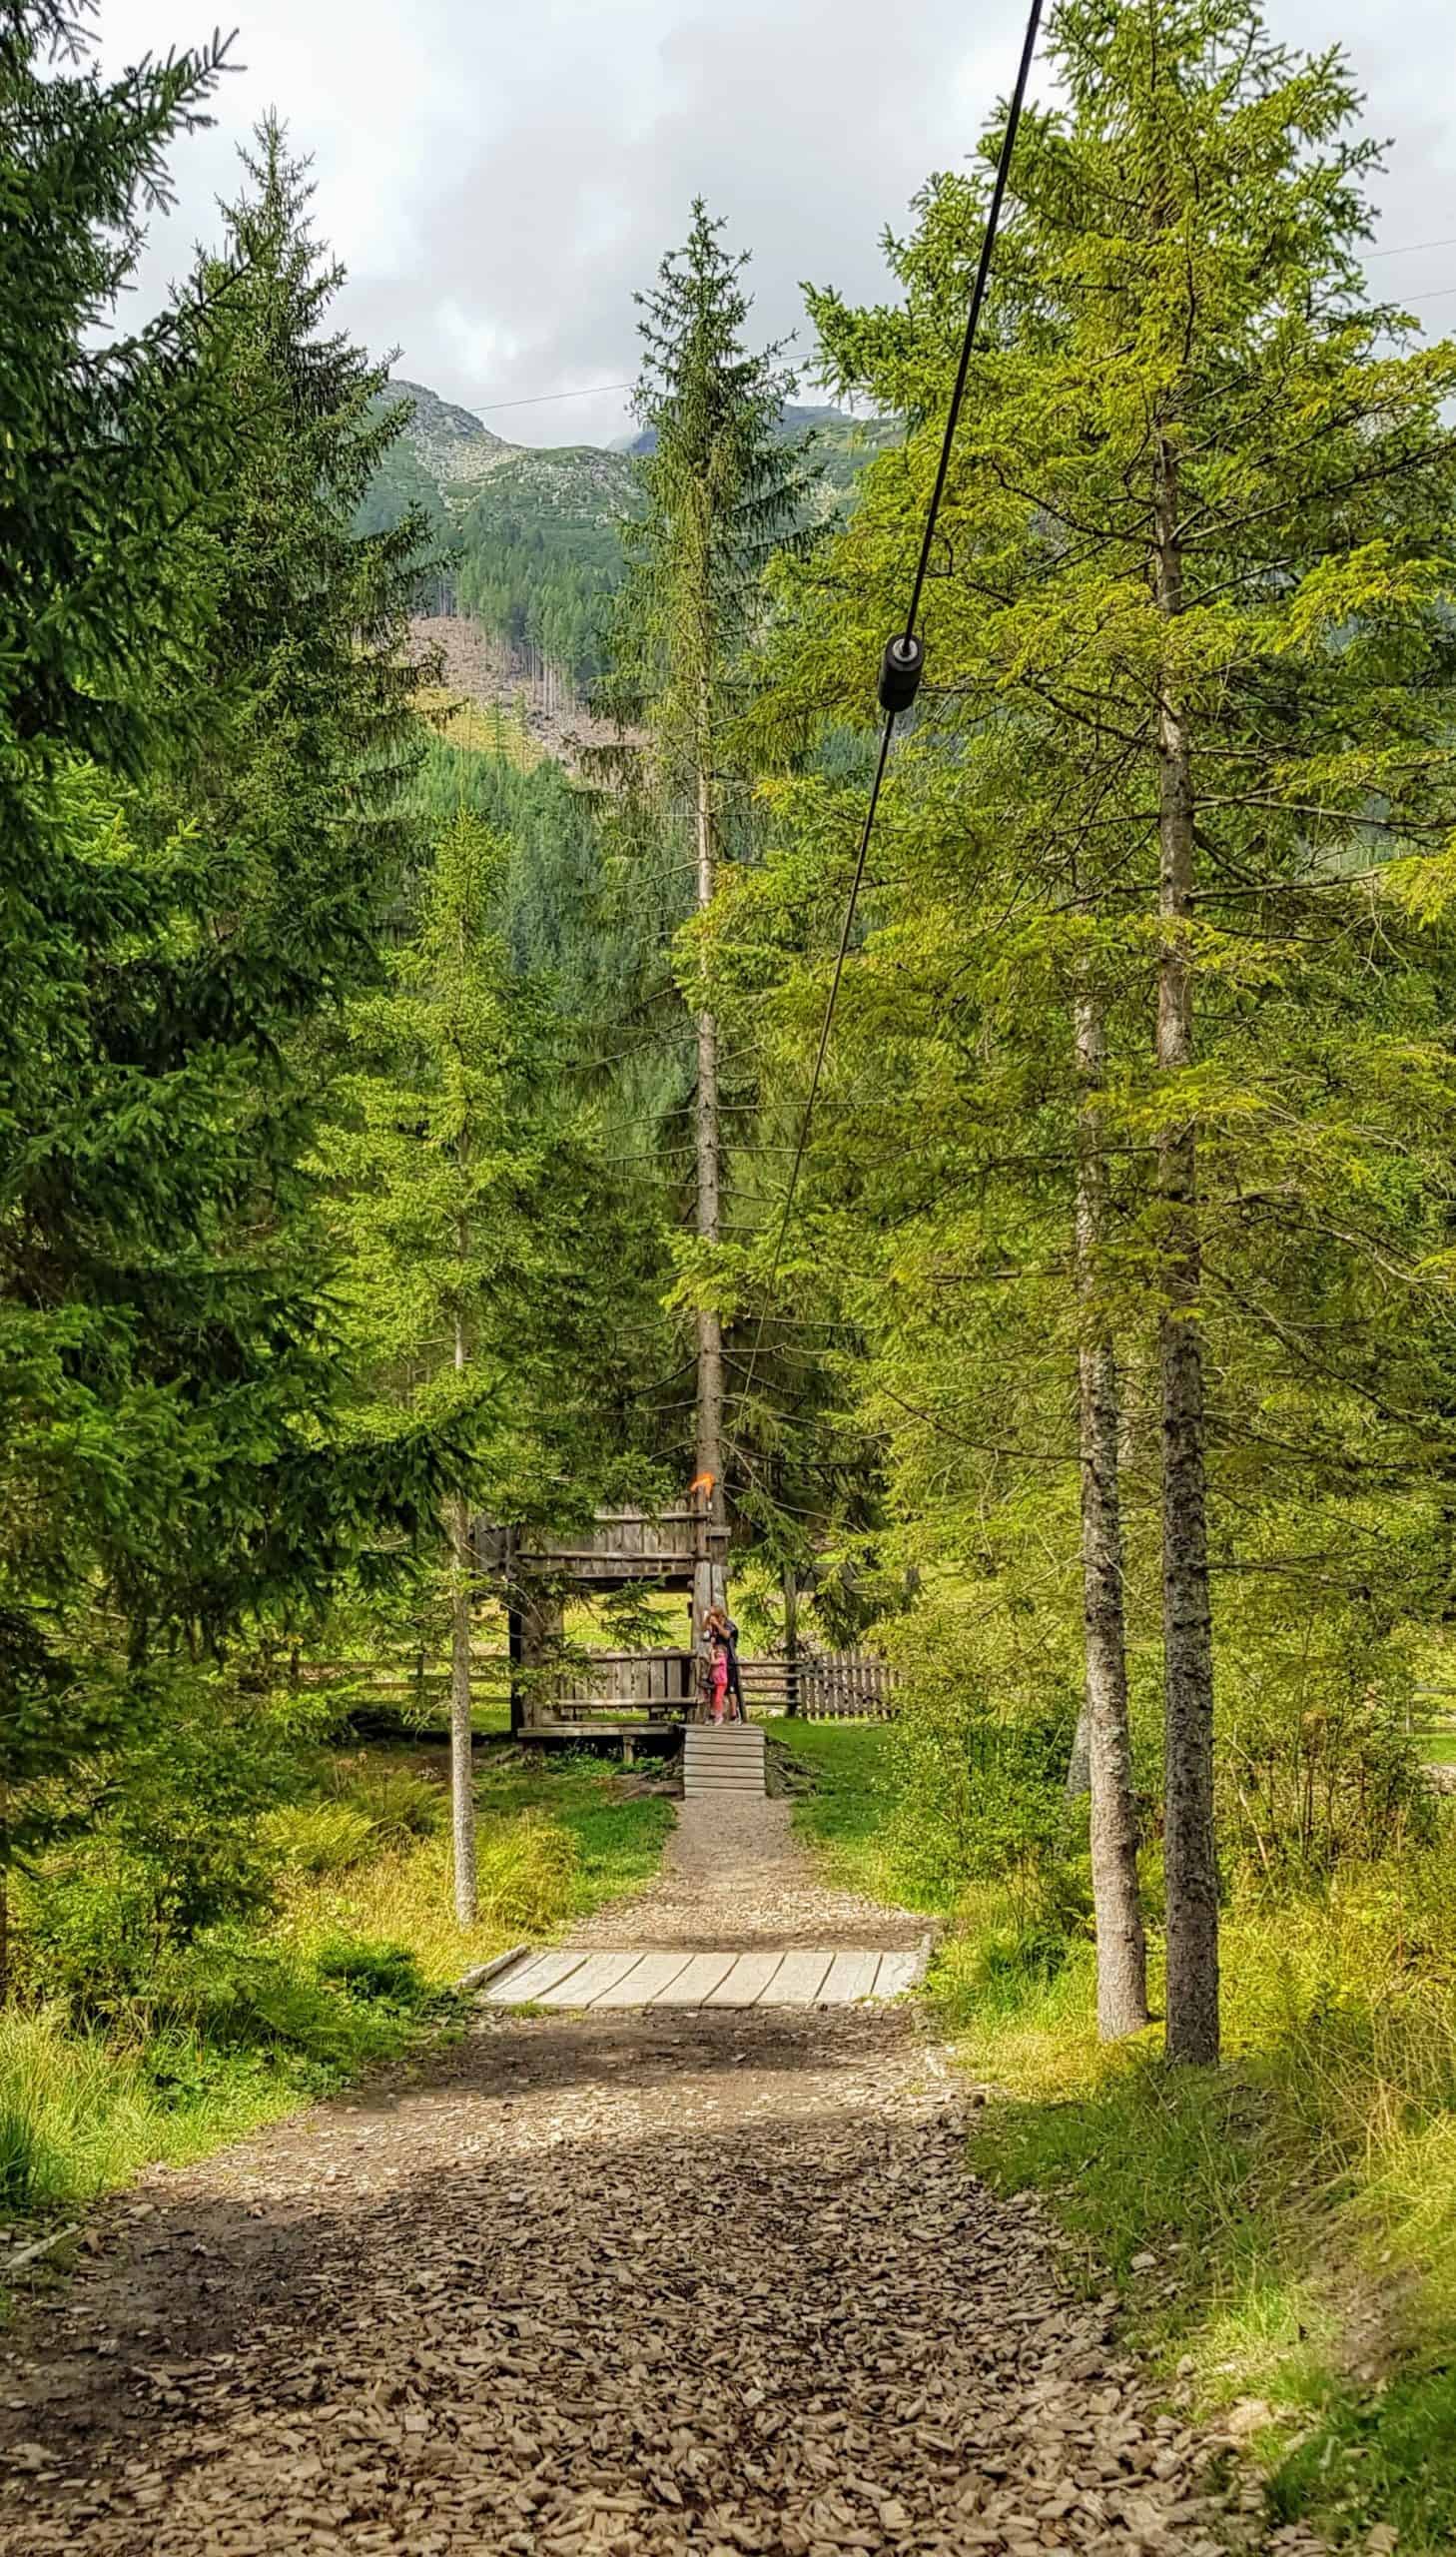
[[705, 1606, 747, 1721]]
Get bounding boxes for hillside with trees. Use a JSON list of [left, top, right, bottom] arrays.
[[361, 380, 899, 698]]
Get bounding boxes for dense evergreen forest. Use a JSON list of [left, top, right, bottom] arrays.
[[6, 0, 1456, 2538]]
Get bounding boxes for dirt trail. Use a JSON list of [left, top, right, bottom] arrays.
[[0, 1805, 1314, 2556], [567, 1796, 926, 1954]]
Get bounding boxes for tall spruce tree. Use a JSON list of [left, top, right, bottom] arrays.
[[113, 117, 450, 1651], [602, 203, 820, 1622], [1, 0, 235, 1820], [1, 30, 453, 1960], [746, 0, 1456, 2061], [323, 812, 655, 1918], [168, 119, 435, 1014]]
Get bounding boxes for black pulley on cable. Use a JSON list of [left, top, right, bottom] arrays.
[[878, 631, 925, 717]]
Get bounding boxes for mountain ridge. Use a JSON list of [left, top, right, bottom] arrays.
[[364, 375, 900, 698]]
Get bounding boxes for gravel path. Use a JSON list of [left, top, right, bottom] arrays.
[[569, 1797, 926, 1953], [0, 1804, 1319, 2557]]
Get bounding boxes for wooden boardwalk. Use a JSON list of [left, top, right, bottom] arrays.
[[476, 1943, 928, 2010]]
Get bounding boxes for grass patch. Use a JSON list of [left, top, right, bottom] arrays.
[[1, 1744, 670, 2238], [0, 1947, 438, 2237], [939, 1863, 1456, 2554], [777, 1713, 1456, 2552], [764, 1719, 935, 1910], [1270, 2369, 1456, 2549], [761, 1718, 909, 1902]]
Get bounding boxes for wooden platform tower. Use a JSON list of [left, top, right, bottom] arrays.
[[473, 1504, 731, 1747]]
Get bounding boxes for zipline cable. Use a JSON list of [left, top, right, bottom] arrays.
[[733, 0, 1045, 1429]]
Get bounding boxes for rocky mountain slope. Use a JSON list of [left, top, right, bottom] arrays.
[[378, 379, 635, 517], [367, 377, 898, 700]]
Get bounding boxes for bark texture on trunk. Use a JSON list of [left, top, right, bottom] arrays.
[[1075, 993, 1148, 2040], [693, 701, 725, 1639], [448, 1280, 476, 1925], [1152, 431, 1220, 2067], [448, 1488, 476, 1926], [694, 983, 723, 1505]]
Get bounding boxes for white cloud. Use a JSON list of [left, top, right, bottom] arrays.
[[92, 0, 1456, 445]]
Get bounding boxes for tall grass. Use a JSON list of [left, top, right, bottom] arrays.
[[940, 1871, 1450, 2546], [932, 1847, 1456, 2553], [778, 1718, 1456, 2551], [2, 1748, 671, 2238]]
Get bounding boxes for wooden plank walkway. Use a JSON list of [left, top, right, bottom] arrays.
[[646, 1952, 737, 2006], [533, 1951, 641, 2008], [478, 1945, 928, 2011], [590, 1952, 695, 2009], [756, 1951, 835, 2008]]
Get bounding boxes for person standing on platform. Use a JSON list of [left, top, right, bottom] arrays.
[[705, 1605, 746, 1722]]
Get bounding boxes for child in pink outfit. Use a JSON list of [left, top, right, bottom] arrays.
[[708, 1644, 730, 1722]]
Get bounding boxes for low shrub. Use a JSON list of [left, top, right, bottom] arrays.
[[1, 1738, 670, 2227], [263, 1801, 377, 1876], [0, 1938, 441, 2223], [343, 1766, 445, 1845], [1212, 1526, 1436, 1880], [315, 1938, 430, 2008]]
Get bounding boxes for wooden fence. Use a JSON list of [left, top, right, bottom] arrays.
[[284, 1642, 900, 1729], [738, 1651, 901, 1722]]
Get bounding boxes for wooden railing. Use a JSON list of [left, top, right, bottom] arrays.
[[740, 1651, 901, 1722], [282, 1639, 901, 1730], [540, 1646, 901, 1727], [545, 1648, 695, 1724]]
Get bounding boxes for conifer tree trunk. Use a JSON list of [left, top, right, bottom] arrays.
[[449, 1286, 476, 1924], [449, 1487, 476, 1924], [1151, 431, 1219, 2066], [1075, 991, 1148, 2040], [694, 675, 725, 1549]]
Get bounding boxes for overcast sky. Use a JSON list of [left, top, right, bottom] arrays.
[[97, 0, 1456, 449]]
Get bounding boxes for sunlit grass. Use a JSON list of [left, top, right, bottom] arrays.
[[1, 1746, 671, 2238], [764, 1719, 926, 1909], [933, 1857, 1456, 2554], [780, 1721, 1456, 2553]]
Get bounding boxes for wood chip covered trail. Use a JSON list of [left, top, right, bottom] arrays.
[[0, 1800, 1311, 2556]]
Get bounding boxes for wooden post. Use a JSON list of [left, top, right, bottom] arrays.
[[507, 1597, 524, 1739], [690, 1484, 726, 1683], [783, 1565, 801, 1718]]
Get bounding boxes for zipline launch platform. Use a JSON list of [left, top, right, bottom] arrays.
[[473, 1503, 731, 1745]]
